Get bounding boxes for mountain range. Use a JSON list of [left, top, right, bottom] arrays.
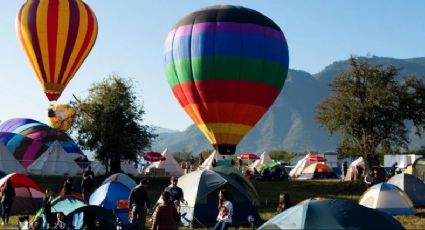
[[152, 56, 425, 154]]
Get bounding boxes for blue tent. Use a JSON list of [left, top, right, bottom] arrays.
[[102, 173, 137, 189], [89, 181, 130, 226], [259, 198, 404, 230], [66, 205, 116, 230]]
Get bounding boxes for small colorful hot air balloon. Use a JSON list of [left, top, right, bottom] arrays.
[[165, 5, 289, 155], [16, 0, 98, 101], [47, 104, 76, 131]]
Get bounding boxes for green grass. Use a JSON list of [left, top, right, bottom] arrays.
[[2, 177, 424, 229]]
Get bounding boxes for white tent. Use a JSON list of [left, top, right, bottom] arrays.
[[27, 141, 82, 176], [151, 149, 183, 176], [90, 160, 139, 177], [0, 143, 26, 174], [249, 152, 272, 169], [344, 157, 365, 181], [289, 153, 312, 178], [359, 182, 416, 215], [198, 150, 224, 170]]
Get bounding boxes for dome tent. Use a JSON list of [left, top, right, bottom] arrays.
[[0, 173, 44, 213], [102, 173, 137, 189], [387, 173, 425, 207], [258, 198, 403, 230], [359, 182, 416, 215], [169, 169, 262, 227]]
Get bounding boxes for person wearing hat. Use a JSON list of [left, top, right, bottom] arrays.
[[129, 179, 150, 230], [164, 176, 186, 212]]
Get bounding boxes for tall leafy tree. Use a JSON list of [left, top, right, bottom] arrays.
[[71, 75, 156, 173], [316, 58, 425, 171]]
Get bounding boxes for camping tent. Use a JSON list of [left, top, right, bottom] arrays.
[[412, 158, 425, 182], [27, 141, 82, 176], [0, 142, 26, 173], [169, 169, 261, 227], [289, 153, 312, 178], [250, 152, 272, 170], [258, 198, 403, 230], [102, 173, 137, 189], [0, 173, 44, 213], [36, 196, 87, 219], [359, 182, 416, 215], [90, 181, 130, 226], [198, 150, 224, 170], [298, 163, 336, 180], [387, 173, 425, 207], [151, 149, 184, 176], [90, 160, 139, 177], [344, 157, 365, 181], [66, 205, 117, 230], [384, 154, 423, 168]]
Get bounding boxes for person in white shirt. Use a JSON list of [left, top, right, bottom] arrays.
[[214, 189, 233, 230]]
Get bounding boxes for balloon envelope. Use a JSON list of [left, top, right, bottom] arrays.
[[165, 5, 289, 154], [48, 104, 76, 131], [16, 0, 98, 101]]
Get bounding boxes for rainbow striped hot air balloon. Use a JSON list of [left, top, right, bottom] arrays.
[[16, 0, 98, 101], [165, 5, 289, 154]]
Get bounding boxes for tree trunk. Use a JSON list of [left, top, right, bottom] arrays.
[[110, 154, 121, 174]]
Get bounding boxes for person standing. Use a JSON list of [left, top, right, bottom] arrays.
[[276, 193, 291, 213], [81, 174, 94, 202], [129, 179, 150, 230], [164, 176, 186, 211], [214, 189, 233, 230], [1, 179, 15, 226], [341, 161, 348, 179], [83, 166, 95, 179], [151, 191, 179, 230], [63, 178, 73, 196], [41, 189, 54, 229]]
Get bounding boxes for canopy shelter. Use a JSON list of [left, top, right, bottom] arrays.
[[90, 160, 139, 177], [0, 142, 26, 173], [412, 158, 425, 182], [344, 157, 365, 181], [89, 181, 131, 226], [27, 141, 82, 176], [0, 173, 44, 213], [298, 163, 336, 180], [387, 173, 425, 207], [238, 152, 259, 160], [258, 198, 403, 230], [143, 151, 165, 162], [165, 169, 262, 227], [359, 182, 416, 215], [151, 149, 184, 176]]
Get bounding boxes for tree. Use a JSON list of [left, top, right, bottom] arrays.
[[316, 58, 425, 172], [71, 74, 157, 173]]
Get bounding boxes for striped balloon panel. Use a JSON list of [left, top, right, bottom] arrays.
[[0, 132, 47, 168], [165, 6, 288, 149], [16, 0, 98, 101]]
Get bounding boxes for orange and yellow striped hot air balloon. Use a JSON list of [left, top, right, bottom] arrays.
[[16, 0, 98, 101]]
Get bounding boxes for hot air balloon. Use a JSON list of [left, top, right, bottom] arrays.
[[47, 104, 76, 131], [16, 0, 98, 101], [165, 5, 289, 155]]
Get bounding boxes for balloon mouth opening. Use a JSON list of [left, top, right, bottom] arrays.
[[45, 92, 61, 101], [214, 144, 236, 155]]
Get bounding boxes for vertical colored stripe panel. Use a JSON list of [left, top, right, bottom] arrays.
[[47, 0, 59, 83], [65, 3, 97, 85], [27, 0, 48, 83], [21, 141, 44, 168], [36, 0, 50, 83], [57, 0, 79, 84], [62, 0, 86, 84], [54, 0, 70, 83]]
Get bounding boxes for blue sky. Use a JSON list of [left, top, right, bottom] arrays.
[[1, 0, 424, 131]]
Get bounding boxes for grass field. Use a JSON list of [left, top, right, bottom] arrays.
[[2, 177, 425, 229]]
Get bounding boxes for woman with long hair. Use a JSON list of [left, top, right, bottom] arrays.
[[1, 179, 15, 226], [214, 189, 233, 230]]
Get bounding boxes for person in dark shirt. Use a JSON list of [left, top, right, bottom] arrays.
[[83, 166, 95, 179], [63, 178, 73, 196], [41, 189, 53, 229], [164, 176, 186, 212], [129, 179, 150, 230], [81, 175, 94, 202], [1, 179, 15, 226]]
